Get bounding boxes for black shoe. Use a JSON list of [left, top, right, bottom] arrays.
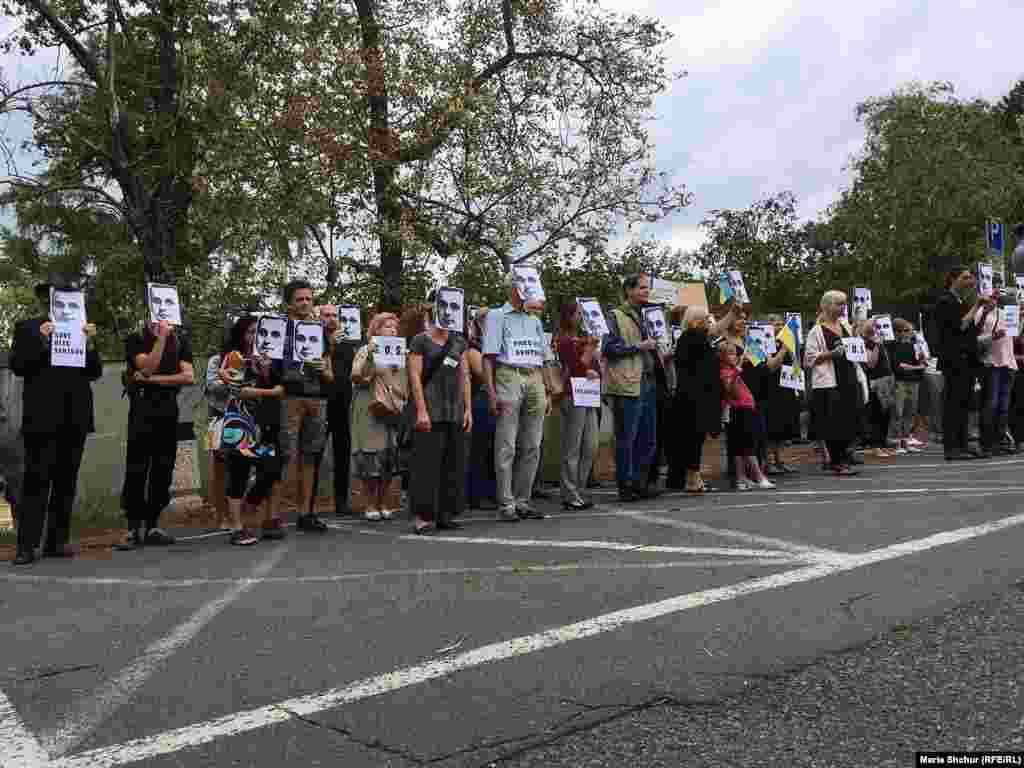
[[562, 500, 590, 511], [586, 479, 603, 489], [521, 508, 548, 520], [618, 487, 639, 503], [531, 488, 552, 500], [12, 550, 36, 566], [335, 505, 353, 517], [43, 544, 80, 559], [632, 486, 663, 500], [296, 514, 329, 532], [145, 528, 176, 546], [972, 449, 991, 459], [436, 520, 463, 530], [115, 529, 145, 551]]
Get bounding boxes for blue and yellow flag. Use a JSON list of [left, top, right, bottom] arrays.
[[777, 315, 800, 360], [718, 274, 733, 304]]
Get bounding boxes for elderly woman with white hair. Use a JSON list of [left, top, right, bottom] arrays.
[[668, 302, 738, 492], [804, 290, 863, 476]]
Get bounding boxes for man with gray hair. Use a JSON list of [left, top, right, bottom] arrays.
[[482, 275, 552, 521]]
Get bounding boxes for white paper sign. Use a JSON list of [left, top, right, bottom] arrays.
[[49, 288, 87, 368], [873, 314, 895, 342], [509, 336, 545, 367], [1016, 276, 1024, 303], [650, 277, 679, 306], [578, 298, 609, 337], [779, 364, 805, 391], [727, 270, 750, 304], [912, 332, 931, 361], [337, 305, 362, 342], [842, 336, 867, 362], [512, 265, 545, 302], [372, 335, 407, 367], [468, 306, 481, 326], [1005, 305, 1020, 338], [292, 321, 324, 362], [433, 286, 465, 333], [147, 283, 182, 326], [570, 377, 601, 408], [672, 325, 682, 344], [852, 287, 872, 319], [641, 305, 668, 339], [543, 332, 553, 351], [978, 263, 994, 297], [255, 315, 287, 360], [750, 323, 777, 354]]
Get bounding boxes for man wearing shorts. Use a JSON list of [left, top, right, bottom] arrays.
[[279, 280, 335, 532]]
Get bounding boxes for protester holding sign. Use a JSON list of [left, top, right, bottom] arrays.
[[119, 314, 194, 549], [465, 309, 498, 511], [804, 291, 862, 476], [934, 267, 991, 461], [975, 299, 1017, 456], [859, 320, 897, 457], [889, 318, 928, 453], [351, 313, 407, 521], [760, 317, 800, 475], [8, 277, 101, 565], [555, 302, 601, 511], [406, 291, 472, 534], [319, 304, 358, 517], [719, 344, 774, 490]]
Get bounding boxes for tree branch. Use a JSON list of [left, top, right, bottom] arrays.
[[22, 0, 103, 84]]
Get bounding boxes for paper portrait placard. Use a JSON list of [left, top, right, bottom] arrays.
[[650, 277, 680, 307], [578, 298, 609, 337], [977, 263, 994, 298], [292, 321, 324, 363], [641, 305, 668, 339], [511, 264, 545, 302], [912, 332, 931, 361], [468, 306, 481, 326], [852, 287, 872, 319], [255, 315, 287, 360], [146, 283, 183, 326], [373, 335, 407, 368], [842, 336, 867, 362], [779, 364, 805, 391], [49, 288, 87, 368], [727, 270, 750, 304], [434, 286, 465, 333], [570, 377, 601, 409], [336, 305, 362, 342], [745, 326, 768, 365], [1016, 276, 1024, 303], [1005, 305, 1020, 338], [873, 314, 895, 342]]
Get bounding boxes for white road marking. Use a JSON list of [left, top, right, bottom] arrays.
[[393, 534, 795, 559], [0, 689, 49, 767], [0, 558, 793, 590], [48, 509, 1024, 768], [40, 544, 289, 757], [610, 509, 841, 559]]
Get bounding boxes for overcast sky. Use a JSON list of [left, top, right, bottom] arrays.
[[2, 1, 1022, 256]]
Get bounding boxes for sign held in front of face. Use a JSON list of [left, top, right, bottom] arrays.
[[434, 286, 465, 333], [512, 265, 545, 302], [852, 287, 872, 319], [336, 305, 362, 342], [292, 321, 324, 363], [977, 263, 994, 297], [577, 298, 609, 336], [641, 305, 668, 339], [872, 314, 895, 342], [255, 315, 287, 360], [842, 336, 867, 362], [372, 336, 407, 368], [147, 283, 182, 326], [50, 288, 87, 368]]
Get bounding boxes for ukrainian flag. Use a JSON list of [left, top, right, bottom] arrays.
[[778, 315, 800, 360], [718, 274, 733, 304]]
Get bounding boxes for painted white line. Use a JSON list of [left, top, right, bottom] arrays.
[[0, 558, 794, 589], [41, 544, 289, 758], [50, 510, 1024, 768], [0, 689, 50, 767], [392, 534, 794, 559], [610, 509, 841, 559]]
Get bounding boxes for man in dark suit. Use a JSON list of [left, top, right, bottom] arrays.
[[9, 277, 102, 565], [317, 304, 357, 516], [933, 266, 992, 461]]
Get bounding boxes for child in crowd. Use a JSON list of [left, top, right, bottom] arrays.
[[720, 344, 775, 490], [888, 318, 927, 453]]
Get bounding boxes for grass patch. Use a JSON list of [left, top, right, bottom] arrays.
[[71, 494, 125, 536]]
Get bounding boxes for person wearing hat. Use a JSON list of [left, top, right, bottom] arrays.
[[9, 276, 100, 565]]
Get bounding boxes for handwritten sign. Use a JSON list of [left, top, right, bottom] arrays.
[[779, 364, 805, 391], [873, 314, 895, 342], [570, 377, 601, 408], [372, 335, 407, 367], [510, 336, 544, 367], [842, 336, 867, 362], [49, 288, 86, 368], [1005, 305, 1020, 338]]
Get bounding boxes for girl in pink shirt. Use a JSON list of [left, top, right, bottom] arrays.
[[720, 345, 775, 490]]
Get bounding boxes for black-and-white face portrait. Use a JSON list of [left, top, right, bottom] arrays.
[[337, 305, 362, 341], [147, 283, 182, 325], [642, 306, 667, 339], [512, 266, 544, 302], [256, 315, 286, 360], [578, 298, 609, 336], [50, 290, 85, 324], [435, 287, 464, 333], [293, 321, 323, 362]]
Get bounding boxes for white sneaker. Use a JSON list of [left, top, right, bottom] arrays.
[[379, 509, 395, 520], [364, 509, 382, 521], [905, 445, 922, 453], [735, 480, 752, 491], [907, 437, 925, 447], [892, 448, 908, 455], [755, 478, 776, 489]]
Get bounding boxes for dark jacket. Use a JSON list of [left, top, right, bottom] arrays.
[[329, 339, 357, 403], [10, 317, 102, 435], [673, 328, 722, 434], [933, 291, 978, 372]]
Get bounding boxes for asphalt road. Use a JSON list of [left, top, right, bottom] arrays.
[[2, 449, 1024, 768]]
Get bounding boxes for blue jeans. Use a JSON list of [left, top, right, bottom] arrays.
[[981, 366, 1013, 450], [610, 377, 657, 488]]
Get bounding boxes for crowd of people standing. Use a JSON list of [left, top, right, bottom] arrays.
[[6, 268, 1023, 566]]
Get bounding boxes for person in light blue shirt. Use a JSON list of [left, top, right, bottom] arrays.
[[482, 278, 552, 522]]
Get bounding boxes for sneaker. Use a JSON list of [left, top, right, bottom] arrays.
[[364, 509, 382, 522], [260, 517, 287, 540], [520, 508, 548, 520], [145, 528, 175, 546], [230, 528, 259, 546], [115, 529, 145, 551], [735, 480, 752, 491], [755, 478, 776, 489], [498, 508, 521, 523], [296, 514, 329, 532], [907, 437, 925, 447], [891, 447, 908, 455], [379, 508, 397, 520]]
